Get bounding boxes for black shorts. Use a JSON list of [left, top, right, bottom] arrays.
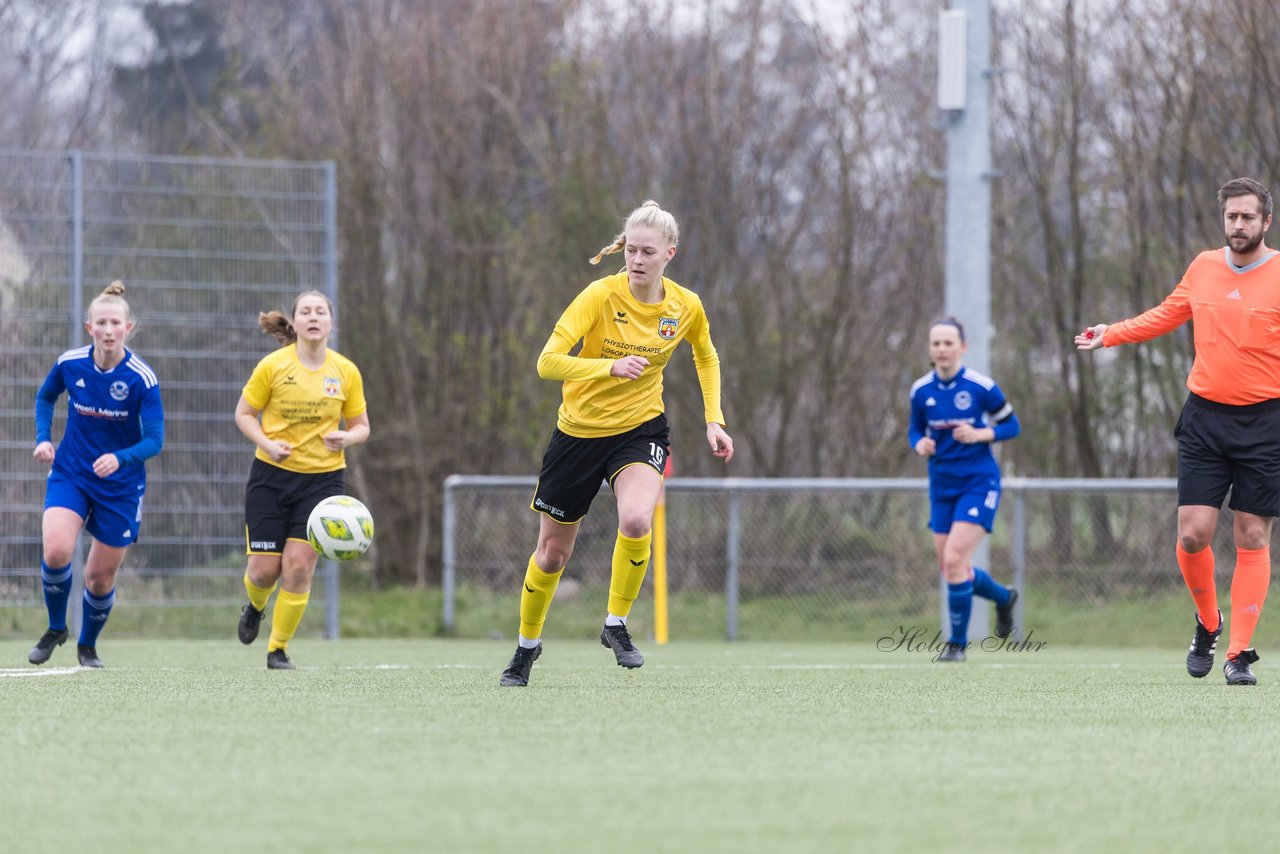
[[244, 458, 346, 554], [1174, 393, 1280, 517], [530, 414, 670, 524]]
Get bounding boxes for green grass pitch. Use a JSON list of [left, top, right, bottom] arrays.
[[3, 637, 1278, 853]]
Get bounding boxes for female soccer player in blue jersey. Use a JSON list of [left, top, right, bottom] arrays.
[[28, 281, 164, 669], [908, 318, 1020, 662]]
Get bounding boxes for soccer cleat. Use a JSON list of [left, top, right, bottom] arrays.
[[600, 623, 644, 668], [936, 642, 967, 663], [1224, 648, 1260, 686], [995, 588, 1019, 639], [266, 648, 295, 670], [238, 603, 265, 645], [76, 645, 105, 668], [499, 643, 542, 687], [28, 627, 69, 665], [1186, 610, 1223, 678]]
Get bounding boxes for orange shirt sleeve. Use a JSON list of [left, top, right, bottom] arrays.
[[1102, 278, 1192, 346]]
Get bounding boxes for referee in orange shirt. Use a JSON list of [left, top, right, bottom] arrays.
[[1077, 177, 1280, 686]]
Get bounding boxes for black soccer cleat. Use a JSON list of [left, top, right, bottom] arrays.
[[600, 623, 644, 668], [28, 627, 69, 665], [1224, 648, 1260, 686], [499, 643, 542, 687], [936, 642, 967, 663], [1186, 610, 1223, 678], [266, 648, 295, 670], [995, 588, 1019, 639], [76, 645, 105, 668], [238, 603, 265, 645]]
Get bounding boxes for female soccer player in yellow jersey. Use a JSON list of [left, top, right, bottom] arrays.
[[233, 291, 369, 669], [500, 200, 734, 687]]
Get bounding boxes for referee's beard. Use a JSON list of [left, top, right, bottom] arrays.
[[1229, 229, 1266, 257]]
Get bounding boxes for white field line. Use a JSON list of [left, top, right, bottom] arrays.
[[0, 667, 81, 678]]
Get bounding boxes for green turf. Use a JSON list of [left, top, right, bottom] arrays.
[[2, 638, 1277, 853]]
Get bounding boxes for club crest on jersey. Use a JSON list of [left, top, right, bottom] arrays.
[[324, 376, 341, 396], [109, 380, 130, 401], [658, 316, 679, 341], [954, 390, 973, 411]]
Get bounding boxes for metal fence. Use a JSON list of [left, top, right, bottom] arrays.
[[0, 149, 339, 638], [440, 476, 1248, 647]]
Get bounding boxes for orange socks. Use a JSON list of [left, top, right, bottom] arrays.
[[1177, 542, 1220, 632], [1228, 546, 1270, 657]]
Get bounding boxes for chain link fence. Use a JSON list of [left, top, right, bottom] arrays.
[[442, 476, 1262, 649], [0, 150, 338, 638]]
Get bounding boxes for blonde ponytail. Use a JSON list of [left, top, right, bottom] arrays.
[[589, 200, 679, 264]]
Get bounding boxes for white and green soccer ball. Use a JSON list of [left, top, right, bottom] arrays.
[[306, 495, 374, 561]]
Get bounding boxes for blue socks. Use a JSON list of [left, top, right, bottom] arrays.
[[972, 567, 1012, 605], [947, 579, 974, 645], [79, 588, 115, 647], [40, 561, 72, 631]]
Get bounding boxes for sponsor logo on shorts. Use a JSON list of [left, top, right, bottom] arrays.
[[251, 540, 279, 551], [534, 497, 565, 519]]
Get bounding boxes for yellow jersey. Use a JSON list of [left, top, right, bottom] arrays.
[[538, 272, 725, 438], [241, 344, 367, 473]]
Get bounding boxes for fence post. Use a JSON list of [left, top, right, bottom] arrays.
[[322, 161, 340, 640], [321, 559, 339, 639], [1011, 490, 1026, 642], [725, 486, 741, 641], [67, 151, 86, 638], [442, 476, 457, 633]]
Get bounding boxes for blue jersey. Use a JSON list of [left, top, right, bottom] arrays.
[[36, 345, 165, 494], [908, 366, 1019, 490]]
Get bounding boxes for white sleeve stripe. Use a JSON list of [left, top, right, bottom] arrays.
[[991, 402, 1014, 421], [126, 357, 159, 388], [56, 346, 92, 364], [964, 369, 997, 390]]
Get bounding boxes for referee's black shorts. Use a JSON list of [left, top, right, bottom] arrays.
[[244, 458, 346, 554], [530, 414, 670, 524], [1174, 392, 1280, 517]]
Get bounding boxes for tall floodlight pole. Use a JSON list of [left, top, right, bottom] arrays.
[[938, 0, 996, 643]]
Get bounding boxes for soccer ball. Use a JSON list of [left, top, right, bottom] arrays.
[[306, 495, 374, 561]]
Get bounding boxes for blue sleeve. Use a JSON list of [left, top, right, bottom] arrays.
[[992, 411, 1020, 442], [115, 384, 165, 467], [114, 418, 164, 468], [35, 364, 64, 444], [907, 389, 926, 450], [987, 384, 1020, 442]]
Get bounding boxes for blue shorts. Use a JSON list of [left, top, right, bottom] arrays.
[[929, 477, 1001, 534], [45, 469, 144, 548]]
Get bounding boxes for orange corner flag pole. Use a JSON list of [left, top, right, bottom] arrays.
[[653, 454, 673, 645]]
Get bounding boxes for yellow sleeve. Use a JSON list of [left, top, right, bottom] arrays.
[[536, 282, 616, 382], [342, 360, 367, 418], [688, 302, 726, 426], [242, 354, 274, 410]]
